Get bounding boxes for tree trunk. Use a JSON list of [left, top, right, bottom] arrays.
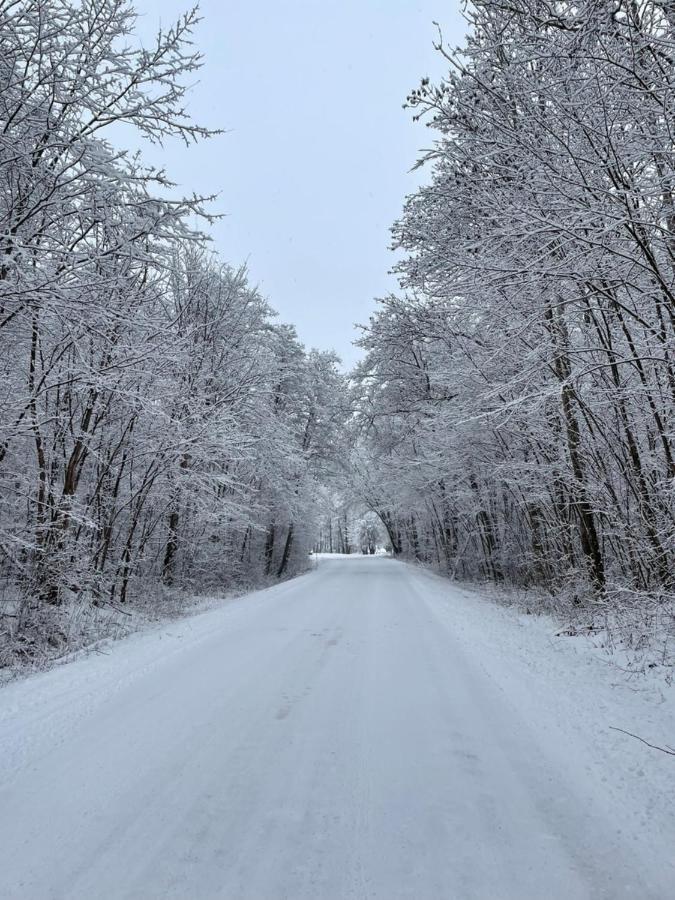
[[277, 523, 294, 577]]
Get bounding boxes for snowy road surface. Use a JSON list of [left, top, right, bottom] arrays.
[[1, 557, 674, 899]]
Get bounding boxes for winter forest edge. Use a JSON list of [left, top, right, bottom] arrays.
[[1, 0, 674, 676]]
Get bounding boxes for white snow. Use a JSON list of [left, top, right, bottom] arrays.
[[0, 556, 674, 899]]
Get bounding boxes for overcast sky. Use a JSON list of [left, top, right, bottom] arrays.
[[133, 1, 466, 367]]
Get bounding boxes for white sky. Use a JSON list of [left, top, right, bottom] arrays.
[[132, 1, 467, 367]]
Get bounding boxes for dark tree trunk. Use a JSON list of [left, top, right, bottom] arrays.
[[264, 522, 276, 575], [277, 523, 294, 577], [161, 508, 179, 586]]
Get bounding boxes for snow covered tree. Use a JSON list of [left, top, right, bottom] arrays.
[[354, 0, 675, 601], [0, 0, 349, 663]]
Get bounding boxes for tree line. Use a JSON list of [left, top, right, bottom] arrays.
[[0, 0, 346, 662], [353, 0, 675, 601]]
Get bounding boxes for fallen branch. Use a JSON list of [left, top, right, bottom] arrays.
[[107, 603, 132, 617], [610, 726, 675, 757]]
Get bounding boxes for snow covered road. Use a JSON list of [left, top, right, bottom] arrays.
[[1, 556, 674, 899]]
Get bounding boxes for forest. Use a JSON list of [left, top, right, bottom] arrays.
[[350, 0, 675, 649], [0, 0, 350, 665], [1, 0, 674, 668]]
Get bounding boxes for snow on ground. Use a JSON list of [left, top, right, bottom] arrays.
[[0, 556, 674, 899]]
